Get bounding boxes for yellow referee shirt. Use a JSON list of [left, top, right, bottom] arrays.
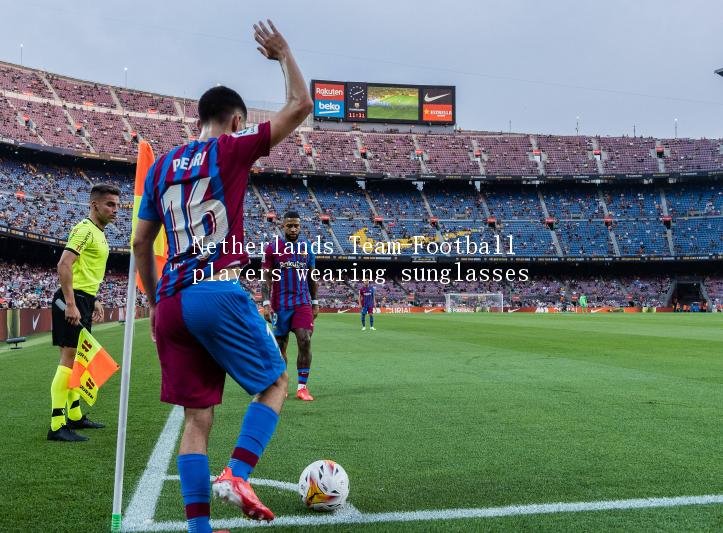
[[64, 218, 109, 296]]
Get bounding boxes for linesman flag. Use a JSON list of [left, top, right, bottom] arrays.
[[130, 140, 167, 294], [69, 328, 120, 406]]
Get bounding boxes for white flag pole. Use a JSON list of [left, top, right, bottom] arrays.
[[111, 252, 138, 532]]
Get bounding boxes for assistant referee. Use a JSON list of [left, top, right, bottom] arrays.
[[48, 183, 120, 442]]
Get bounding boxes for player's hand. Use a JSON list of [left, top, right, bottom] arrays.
[[92, 301, 104, 323], [149, 305, 157, 343], [263, 304, 273, 323], [312, 304, 319, 319], [65, 302, 82, 326], [254, 20, 290, 61]]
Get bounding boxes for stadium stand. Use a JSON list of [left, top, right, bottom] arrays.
[[474, 135, 538, 175], [536, 135, 597, 175], [0, 259, 679, 310], [47, 74, 116, 108], [0, 61, 722, 311], [598, 137, 660, 174], [416, 134, 480, 175], [307, 131, 366, 172]]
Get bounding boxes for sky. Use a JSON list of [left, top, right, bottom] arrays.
[[2, 0, 723, 138]]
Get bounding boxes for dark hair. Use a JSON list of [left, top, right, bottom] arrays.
[[198, 86, 247, 125], [90, 183, 120, 200], [283, 210, 301, 220]]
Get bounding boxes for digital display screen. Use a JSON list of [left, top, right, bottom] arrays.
[[311, 80, 455, 125], [366, 85, 419, 121]]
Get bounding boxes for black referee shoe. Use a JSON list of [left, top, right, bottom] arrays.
[[47, 425, 89, 442], [67, 415, 105, 430]]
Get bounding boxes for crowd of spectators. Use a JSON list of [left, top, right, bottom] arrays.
[[1, 259, 685, 310], [0, 261, 146, 309], [2, 63, 723, 179], [1, 152, 722, 256]]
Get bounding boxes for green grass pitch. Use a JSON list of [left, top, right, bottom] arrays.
[[2, 313, 722, 532], [367, 94, 418, 121]]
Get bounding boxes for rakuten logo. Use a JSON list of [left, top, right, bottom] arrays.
[[314, 83, 345, 101], [316, 87, 343, 98]]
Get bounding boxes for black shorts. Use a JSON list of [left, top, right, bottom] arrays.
[[51, 289, 95, 348]]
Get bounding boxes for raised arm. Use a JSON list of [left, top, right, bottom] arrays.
[[254, 20, 313, 147]]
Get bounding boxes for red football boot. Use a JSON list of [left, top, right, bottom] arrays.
[[212, 467, 275, 521], [296, 387, 314, 401]]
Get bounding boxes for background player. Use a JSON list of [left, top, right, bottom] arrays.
[[133, 20, 312, 530], [359, 280, 376, 330], [579, 293, 588, 313], [48, 183, 119, 442], [261, 211, 319, 401]]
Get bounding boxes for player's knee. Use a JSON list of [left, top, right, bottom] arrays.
[[297, 334, 311, 352], [59, 347, 75, 368], [184, 407, 214, 434]]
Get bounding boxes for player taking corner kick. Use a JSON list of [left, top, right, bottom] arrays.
[[262, 211, 319, 402], [133, 20, 312, 529]]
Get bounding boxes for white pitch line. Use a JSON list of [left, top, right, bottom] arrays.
[[121, 493, 723, 531], [124, 405, 184, 529], [165, 474, 298, 493]]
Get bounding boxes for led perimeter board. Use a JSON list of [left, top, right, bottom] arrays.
[[311, 80, 455, 125]]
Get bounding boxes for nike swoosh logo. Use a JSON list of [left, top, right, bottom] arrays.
[[337, 309, 349, 314], [424, 308, 435, 314], [424, 93, 450, 103], [32, 314, 40, 330]]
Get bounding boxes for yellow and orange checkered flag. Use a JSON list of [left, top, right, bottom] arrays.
[[69, 328, 120, 406], [130, 140, 167, 294]]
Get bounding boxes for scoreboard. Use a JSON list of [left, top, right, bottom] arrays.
[[311, 80, 455, 125]]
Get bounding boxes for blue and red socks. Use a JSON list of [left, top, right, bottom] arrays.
[[178, 454, 211, 533], [369, 315, 374, 327], [361, 314, 366, 327], [228, 402, 279, 480], [298, 367, 310, 390]]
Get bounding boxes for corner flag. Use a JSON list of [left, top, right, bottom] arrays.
[[112, 139, 165, 532], [69, 328, 119, 406], [130, 140, 166, 294]]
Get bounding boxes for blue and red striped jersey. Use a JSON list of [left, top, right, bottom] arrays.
[[262, 237, 316, 310], [137, 122, 270, 301], [359, 285, 375, 308]]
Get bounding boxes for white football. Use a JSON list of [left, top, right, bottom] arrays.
[[298, 459, 350, 511]]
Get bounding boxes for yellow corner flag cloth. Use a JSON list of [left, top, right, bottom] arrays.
[[69, 328, 120, 406], [131, 140, 167, 294]]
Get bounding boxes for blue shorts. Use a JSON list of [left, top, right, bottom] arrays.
[[361, 305, 374, 315], [155, 281, 285, 407]]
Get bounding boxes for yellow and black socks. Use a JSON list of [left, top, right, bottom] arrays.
[[67, 388, 83, 422], [50, 366, 71, 430]]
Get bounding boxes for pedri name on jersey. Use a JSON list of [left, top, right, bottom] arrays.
[[172, 151, 207, 172]]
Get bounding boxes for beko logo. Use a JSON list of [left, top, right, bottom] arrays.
[[317, 102, 341, 114]]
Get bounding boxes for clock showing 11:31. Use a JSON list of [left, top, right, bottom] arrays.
[[346, 83, 367, 119]]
